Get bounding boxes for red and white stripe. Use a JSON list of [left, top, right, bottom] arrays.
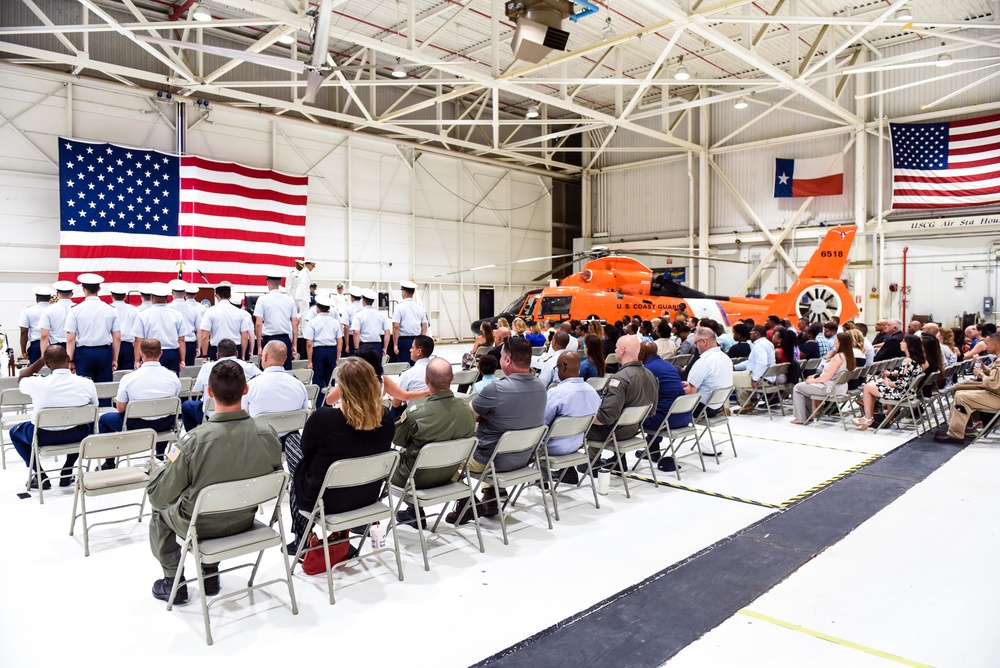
[[893, 113, 1000, 209]]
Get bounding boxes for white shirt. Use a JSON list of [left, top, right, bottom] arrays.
[[686, 346, 734, 409], [332, 292, 349, 315], [296, 267, 311, 303], [565, 336, 580, 353], [347, 299, 363, 324], [186, 297, 207, 325], [66, 296, 120, 346], [242, 366, 309, 417], [115, 360, 181, 418], [352, 305, 390, 343], [734, 337, 776, 382], [20, 368, 98, 425], [137, 299, 152, 313], [297, 305, 317, 339], [396, 357, 430, 393], [39, 298, 74, 343], [304, 312, 343, 346], [19, 302, 49, 343], [169, 298, 198, 341], [199, 301, 251, 346], [255, 289, 298, 336], [537, 348, 565, 387], [111, 300, 140, 343], [192, 355, 260, 393], [864, 338, 875, 366], [133, 304, 185, 350], [393, 298, 429, 336]]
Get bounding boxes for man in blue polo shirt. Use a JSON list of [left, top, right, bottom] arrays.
[[637, 340, 689, 471]]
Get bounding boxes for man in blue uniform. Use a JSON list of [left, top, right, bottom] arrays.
[[19, 286, 54, 364]]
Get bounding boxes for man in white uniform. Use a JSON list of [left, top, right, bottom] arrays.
[[295, 259, 315, 314], [352, 289, 391, 359], [181, 338, 260, 431], [168, 279, 199, 367], [392, 280, 429, 366], [243, 341, 309, 441], [391, 335, 434, 415], [254, 275, 299, 370], [331, 283, 349, 319], [304, 294, 342, 396], [199, 283, 251, 360], [39, 280, 75, 353], [108, 283, 140, 371], [345, 286, 363, 355], [19, 285, 53, 364], [133, 283, 186, 374], [66, 273, 121, 388]]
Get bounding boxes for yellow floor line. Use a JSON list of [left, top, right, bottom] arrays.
[[737, 609, 934, 668], [777, 454, 880, 507], [729, 432, 882, 456]]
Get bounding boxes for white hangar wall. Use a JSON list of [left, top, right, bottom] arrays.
[[0, 67, 552, 345]]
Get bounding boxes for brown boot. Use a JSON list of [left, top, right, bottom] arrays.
[[445, 499, 474, 525], [478, 487, 500, 517]]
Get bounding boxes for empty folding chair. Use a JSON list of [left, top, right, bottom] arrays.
[[325, 367, 339, 392], [695, 386, 738, 465], [639, 394, 703, 480], [112, 369, 131, 382], [671, 354, 692, 369], [287, 368, 313, 385], [94, 382, 120, 415], [291, 359, 309, 370], [305, 384, 320, 411], [389, 436, 484, 570], [69, 429, 157, 556], [382, 362, 410, 376], [452, 369, 479, 388], [177, 376, 196, 401], [292, 451, 403, 604], [180, 365, 201, 379], [535, 414, 599, 520], [799, 357, 822, 376], [584, 404, 654, 499], [165, 471, 298, 645], [27, 405, 98, 504], [531, 346, 545, 357], [1, 386, 32, 470]]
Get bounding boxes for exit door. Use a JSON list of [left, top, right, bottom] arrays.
[[479, 288, 495, 320]]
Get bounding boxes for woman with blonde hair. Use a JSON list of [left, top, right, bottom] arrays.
[[525, 322, 546, 347], [496, 317, 510, 330], [512, 318, 528, 337], [288, 356, 395, 547]]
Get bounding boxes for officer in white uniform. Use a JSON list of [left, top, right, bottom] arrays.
[[136, 287, 153, 312], [133, 283, 186, 374], [233, 292, 256, 360], [66, 273, 121, 390], [287, 260, 302, 309], [305, 294, 343, 397], [185, 283, 207, 329], [168, 279, 199, 366], [97, 338, 181, 461], [345, 285, 364, 355], [181, 338, 259, 431], [295, 259, 315, 314], [352, 288, 391, 358], [39, 280, 76, 353], [198, 283, 252, 360], [108, 283, 140, 370], [296, 300, 317, 362], [390, 335, 433, 417], [332, 282, 349, 318], [254, 275, 299, 370], [19, 286, 54, 364], [392, 280, 430, 366], [243, 341, 310, 439]]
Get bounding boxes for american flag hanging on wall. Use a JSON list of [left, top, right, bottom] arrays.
[[890, 113, 1000, 209], [57, 138, 307, 292]]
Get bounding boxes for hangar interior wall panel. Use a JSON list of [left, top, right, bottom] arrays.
[[0, 69, 551, 343]]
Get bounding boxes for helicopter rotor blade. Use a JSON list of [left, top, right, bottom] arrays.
[[626, 250, 750, 265], [532, 259, 580, 282], [419, 253, 578, 280]]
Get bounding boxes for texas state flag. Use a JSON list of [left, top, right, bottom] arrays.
[[774, 154, 844, 197]]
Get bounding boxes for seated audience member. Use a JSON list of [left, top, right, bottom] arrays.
[[584, 336, 658, 471], [588, 320, 604, 339], [324, 347, 431, 408], [286, 357, 394, 548], [559, 322, 580, 352], [682, 327, 734, 432], [874, 319, 904, 361], [799, 324, 822, 361], [147, 360, 283, 603], [392, 358, 477, 526], [847, 330, 868, 390], [243, 341, 310, 423], [733, 325, 776, 412], [872, 319, 889, 347], [448, 337, 546, 525], [655, 320, 677, 359], [855, 322, 875, 365], [471, 354, 499, 394], [952, 327, 966, 356], [939, 327, 960, 367], [790, 332, 853, 425], [727, 323, 752, 360], [525, 322, 546, 347], [816, 321, 838, 357], [922, 333, 946, 395], [469, 321, 494, 356], [391, 335, 434, 411], [637, 341, 689, 471], [675, 324, 695, 356], [512, 318, 528, 339], [536, 331, 570, 387], [579, 333, 606, 380], [10, 345, 97, 489], [484, 326, 510, 366], [907, 320, 923, 336], [935, 332, 1000, 443], [602, 324, 621, 357], [543, 351, 601, 485], [638, 321, 654, 342], [181, 338, 260, 431], [717, 325, 735, 354], [98, 338, 181, 462], [964, 323, 996, 361], [854, 334, 924, 429]]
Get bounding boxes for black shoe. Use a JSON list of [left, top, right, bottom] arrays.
[[152, 575, 187, 604], [933, 431, 966, 444], [395, 505, 427, 527], [575, 463, 591, 475], [59, 463, 74, 487], [29, 472, 51, 490], [657, 457, 681, 473], [202, 564, 221, 596], [101, 459, 117, 470], [597, 458, 623, 472], [349, 525, 368, 536], [550, 467, 579, 486], [635, 449, 662, 463]]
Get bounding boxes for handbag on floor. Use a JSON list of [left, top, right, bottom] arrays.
[[302, 530, 351, 575]]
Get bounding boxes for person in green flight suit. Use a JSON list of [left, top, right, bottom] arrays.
[[147, 360, 283, 604]]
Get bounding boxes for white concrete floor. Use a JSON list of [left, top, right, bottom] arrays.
[[0, 344, 993, 666]]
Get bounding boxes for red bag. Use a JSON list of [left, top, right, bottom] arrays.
[[302, 531, 351, 575]]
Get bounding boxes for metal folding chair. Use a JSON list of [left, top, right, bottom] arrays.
[[695, 386, 738, 465], [253, 409, 309, 436], [584, 404, 654, 499], [291, 359, 308, 370], [874, 372, 928, 434], [26, 405, 99, 503], [383, 362, 410, 376], [803, 369, 854, 430], [94, 382, 120, 415], [112, 369, 131, 382], [535, 414, 599, 519], [738, 363, 790, 419], [451, 369, 479, 389], [639, 393, 703, 480], [1, 386, 32, 470], [287, 368, 313, 384], [586, 376, 609, 392], [305, 384, 320, 411]]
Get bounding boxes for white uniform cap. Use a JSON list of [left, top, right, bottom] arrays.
[[33, 285, 56, 297], [336, 282, 344, 288], [53, 280, 77, 292], [349, 286, 363, 298], [185, 284, 200, 295], [302, 259, 316, 265], [401, 280, 417, 290], [315, 294, 335, 308], [294, 259, 304, 265], [148, 282, 171, 298], [362, 288, 378, 301], [168, 279, 189, 292], [77, 273, 104, 285], [138, 285, 152, 296], [106, 283, 129, 295]]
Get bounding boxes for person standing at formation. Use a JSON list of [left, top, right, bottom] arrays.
[[185, 283, 208, 346], [305, 294, 343, 397], [352, 289, 391, 359], [133, 283, 186, 374], [108, 284, 140, 371], [345, 285, 364, 356], [65, 273, 121, 386], [19, 286, 54, 365], [168, 279, 200, 367], [254, 274, 299, 370], [198, 282, 251, 360], [39, 280, 75, 354], [295, 259, 315, 314], [392, 281, 429, 366]]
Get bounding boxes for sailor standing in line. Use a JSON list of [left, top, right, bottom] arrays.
[[133, 283, 186, 374], [352, 289, 391, 359], [296, 299, 317, 363], [287, 260, 302, 310], [392, 281, 429, 366], [19, 286, 54, 365], [65, 273, 121, 391], [345, 286, 364, 356], [234, 292, 255, 360], [109, 283, 140, 371], [198, 282, 251, 360], [185, 284, 208, 341], [168, 279, 200, 367], [39, 280, 76, 354], [254, 274, 299, 370], [305, 294, 343, 400], [136, 286, 153, 312]]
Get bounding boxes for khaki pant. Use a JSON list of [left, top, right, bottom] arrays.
[[733, 370, 755, 405], [792, 382, 831, 422], [947, 389, 1000, 439], [453, 456, 491, 489]]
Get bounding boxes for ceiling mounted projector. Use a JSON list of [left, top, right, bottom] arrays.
[[506, 0, 573, 64]]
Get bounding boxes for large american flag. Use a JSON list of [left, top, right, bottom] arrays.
[[57, 138, 307, 291], [890, 113, 1000, 209]]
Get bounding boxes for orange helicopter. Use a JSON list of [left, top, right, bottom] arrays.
[[448, 226, 859, 334]]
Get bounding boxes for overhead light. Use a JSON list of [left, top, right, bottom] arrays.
[[895, 7, 914, 22], [277, 33, 296, 45], [734, 96, 749, 110], [602, 17, 615, 41], [391, 58, 407, 78], [936, 42, 952, 67], [525, 104, 540, 119], [674, 55, 690, 81], [190, 2, 212, 21]]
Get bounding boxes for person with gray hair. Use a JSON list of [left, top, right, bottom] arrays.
[[874, 318, 904, 362], [682, 327, 734, 426]]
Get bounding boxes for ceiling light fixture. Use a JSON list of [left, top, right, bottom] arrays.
[[190, 2, 212, 21], [277, 33, 296, 45], [895, 7, 914, 22], [674, 55, 690, 81], [734, 96, 749, 110], [391, 58, 407, 78], [602, 17, 615, 41], [525, 104, 540, 119], [936, 42, 952, 67]]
